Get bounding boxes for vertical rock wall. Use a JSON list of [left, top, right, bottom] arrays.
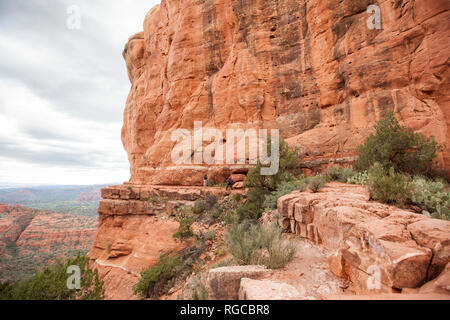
[[122, 0, 450, 185]]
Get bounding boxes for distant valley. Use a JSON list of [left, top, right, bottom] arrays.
[[0, 184, 113, 282]]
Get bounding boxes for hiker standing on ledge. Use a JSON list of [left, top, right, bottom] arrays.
[[226, 176, 233, 191], [203, 174, 208, 188]]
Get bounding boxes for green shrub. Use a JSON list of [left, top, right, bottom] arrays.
[[205, 193, 218, 209], [193, 199, 207, 214], [368, 163, 411, 207], [134, 243, 207, 300], [216, 245, 228, 257], [355, 112, 443, 175], [173, 207, 196, 241], [258, 223, 297, 269], [308, 176, 325, 193], [148, 195, 160, 204], [179, 276, 209, 300], [209, 257, 235, 269], [0, 254, 104, 300], [204, 204, 224, 226], [227, 188, 267, 223], [196, 230, 216, 242], [346, 170, 369, 185], [409, 177, 450, 220], [263, 179, 307, 211], [225, 221, 262, 265], [244, 138, 301, 192], [225, 221, 296, 269], [326, 166, 356, 182], [133, 253, 180, 299]]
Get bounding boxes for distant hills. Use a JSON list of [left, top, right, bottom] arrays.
[[0, 184, 113, 217], [0, 184, 110, 204], [0, 204, 97, 282], [0, 184, 114, 281]]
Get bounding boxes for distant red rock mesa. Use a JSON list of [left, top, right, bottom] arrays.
[[0, 204, 96, 281]]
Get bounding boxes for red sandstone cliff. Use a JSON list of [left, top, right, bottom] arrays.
[[88, 0, 450, 299], [122, 0, 449, 186]]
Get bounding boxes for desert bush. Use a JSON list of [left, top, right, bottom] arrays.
[[225, 221, 296, 269], [193, 199, 207, 214], [203, 204, 224, 226], [191, 278, 209, 300], [355, 112, 443, 175], [225, 221, 262, 265], [216, 245, 228, 257], [133, 253, 180, 299], [239, 138, 303, 221], [263, 179, 307, 211], [134, 243, 207, 300], [173, 207, 196, 241], [326, 166, 356, 182], [258, 223, 296, 269], [308, 176, 325, 193], [179, 276, 209, 300], [148, 195, 160, 204], [368, 163, 411, 207], [196, 230, 216, 242], [346, 170, 369, 185], [205, 193, 218, 209], [409, 176, 450, 220], [245, 138, 301, 192], [209, 257, 235, 269], [227, 188, 267, 223], [0, 254, 104, 300]]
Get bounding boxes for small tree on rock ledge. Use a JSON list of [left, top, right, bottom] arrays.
[[355, 112, 443, 175]]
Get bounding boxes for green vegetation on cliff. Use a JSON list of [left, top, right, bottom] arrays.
[[0, 254, 104, 300]]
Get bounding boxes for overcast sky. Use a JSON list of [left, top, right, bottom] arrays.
[[0, 0, 160, 186]]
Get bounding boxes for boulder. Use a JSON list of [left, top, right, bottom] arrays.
[[207, 266, 271, 300], [407, 219, 450, 280], [230, 174, 246, 184], [415, 262, 450, 295], [232, 182, 245, 190], [278, 182, 450, 294], [239, 278, 302, 300]]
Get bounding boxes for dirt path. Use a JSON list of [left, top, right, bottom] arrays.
[[263, 238, 354, 299]]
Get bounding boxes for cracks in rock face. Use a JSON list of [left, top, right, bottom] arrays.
[[202, 0, 226, 116], [408, 227, 434, 283]]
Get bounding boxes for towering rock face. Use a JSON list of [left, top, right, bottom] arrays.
[[122, 0, 449, 185]]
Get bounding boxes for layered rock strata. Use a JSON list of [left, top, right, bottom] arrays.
[[122, 0, 450, 185], [278, 182, 450, 294], [89, 185, 245, 299]]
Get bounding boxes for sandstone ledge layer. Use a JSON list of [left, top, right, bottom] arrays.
[[278, 182, 450, 295], [89, 184, 245, 300]]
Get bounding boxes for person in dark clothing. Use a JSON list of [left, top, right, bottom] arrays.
[[203, 174, 208, 187], [226, 176, 233, 191]]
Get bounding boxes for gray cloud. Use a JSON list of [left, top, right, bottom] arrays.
[[0, 0, 159, 185]]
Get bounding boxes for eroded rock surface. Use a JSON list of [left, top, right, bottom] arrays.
[[122, 0, 450, 185], [239, 278, 301, 300], [89, 186, 244, 300], [207, 265, 271, 300], [278, 182, 450, 295]]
